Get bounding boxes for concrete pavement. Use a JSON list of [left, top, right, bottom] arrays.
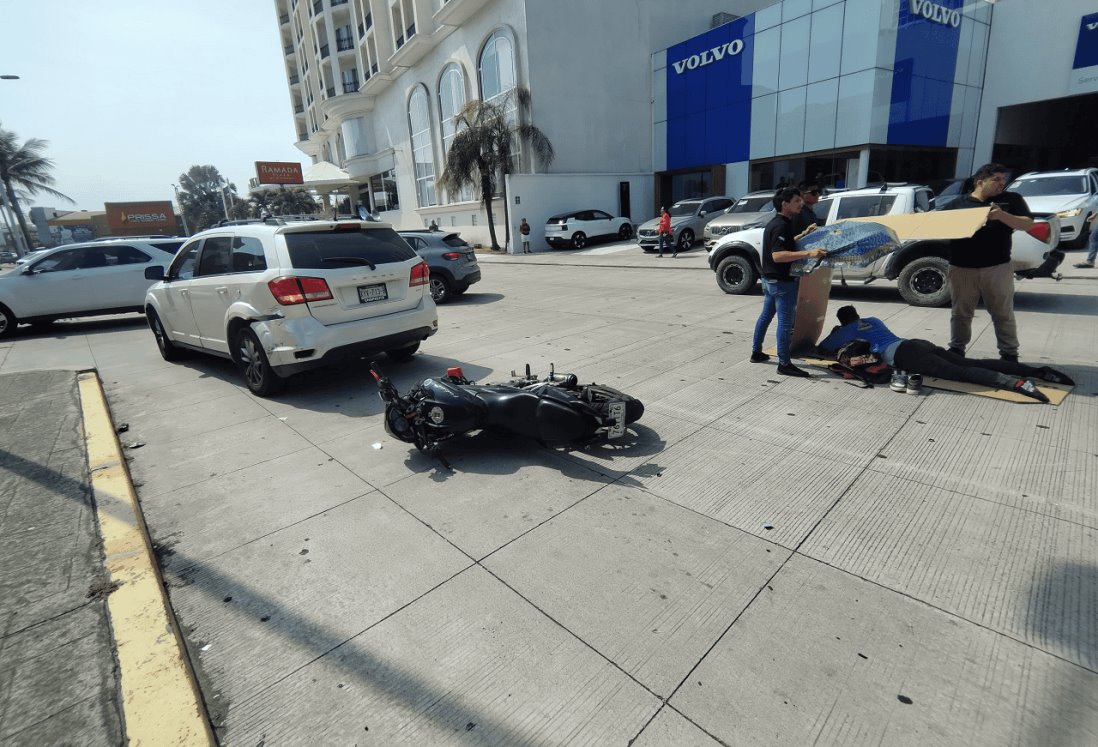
[[0, 250, 1096, 745]]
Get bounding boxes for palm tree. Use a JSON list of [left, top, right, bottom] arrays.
[[438, 88, 554, 251], [0, 123, 74, 251], [176, 165, 241, 232]]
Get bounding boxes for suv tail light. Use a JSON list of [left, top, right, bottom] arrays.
[[1026, 222, 1052, 243], [268, 276, 334, 305], [441, 251, 463, 260], [409, 260, 429, 287]]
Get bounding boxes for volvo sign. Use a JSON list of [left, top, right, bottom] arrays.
[[671, 39, 744, 74], [908, 0, 961, 28]]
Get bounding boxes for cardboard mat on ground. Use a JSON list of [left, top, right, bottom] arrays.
[[765, 349, 1072, 405]]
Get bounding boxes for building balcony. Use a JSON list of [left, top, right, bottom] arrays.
[[279, 13, 290, 25], [387, 30, 432, 69], [337, 38, 354, 52], [284, 44, 295, 55], [294, 103, 305, 113], [361, 69, 394, 97], [289, 75, 300, 85], [342, 81, 358, 94], [320, 44, 330, 58], [312, 0, 323, 14], [433, 0, 491, 27], [326, 86, 336, 98]]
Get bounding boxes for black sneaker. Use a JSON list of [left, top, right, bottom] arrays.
[[750, 350, 771, 363], [947, 347, 965, 357], [1073, 261, 1095, 268], [1000, 353, 1019, 363], [1012, 379, 1049, 403], [776, 362, 811, 378], [1036, 366, 1074, 385]]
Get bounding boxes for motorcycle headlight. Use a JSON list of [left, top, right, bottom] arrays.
[[1056, 208, 1084, 218], [384, 405, 417, 443]]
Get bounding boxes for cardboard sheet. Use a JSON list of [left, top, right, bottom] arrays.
[[763, 349, 1073, 405], [790, 267, 833, 355], [847, 207, 990, 241]]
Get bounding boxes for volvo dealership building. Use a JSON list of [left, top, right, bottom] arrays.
[[275, 0, 1098, 251]]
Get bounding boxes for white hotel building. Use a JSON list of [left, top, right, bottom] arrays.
[[273, 0, 1098, 251]]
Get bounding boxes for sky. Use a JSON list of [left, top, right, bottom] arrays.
[[2, 1, 306, 213]]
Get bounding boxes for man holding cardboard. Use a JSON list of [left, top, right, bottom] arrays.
[[941, 164, 1033, 362]]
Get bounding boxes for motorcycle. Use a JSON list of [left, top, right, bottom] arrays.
[[369, 362, 644, 468]]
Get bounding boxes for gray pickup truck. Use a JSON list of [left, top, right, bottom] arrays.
[[706, 185, 1063, 307]]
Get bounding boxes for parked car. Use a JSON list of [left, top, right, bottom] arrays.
[[398, 230, 481, 304], [543, 209, 633, 249], [0, 250, 17, 264], [928, 178, 968, 210], [15, 248, 50, 265], [143, 219, 438, 396], [0, 239, 183, 337], [707, 185, 1062, 307], [637, 196, 735, 253], [703, 190, 777, 249], [1007, 168, 1098, 247]]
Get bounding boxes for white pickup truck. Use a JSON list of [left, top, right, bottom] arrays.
[[707, 185, 1064, 307]]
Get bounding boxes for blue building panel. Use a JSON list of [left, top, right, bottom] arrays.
[[665, 16, 755, 170], [1073, 12, 1098, 70], [887, 0, 963, 147]]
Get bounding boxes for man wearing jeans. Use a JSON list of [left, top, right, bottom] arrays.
[[941, 163, 1033, 362], [750, 188, 826, 377], [1073, 214, 1097, 268]]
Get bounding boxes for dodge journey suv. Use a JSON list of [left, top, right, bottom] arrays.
[[144, 218, 438, 396]]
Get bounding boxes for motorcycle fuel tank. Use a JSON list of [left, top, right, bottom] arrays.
[[417, 378, 488, 433]]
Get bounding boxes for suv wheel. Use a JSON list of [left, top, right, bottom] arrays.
[[571, 232, 587, 249], [148, 310, 185, 361], [235, 327, 284, 396], [715, 255, 758, 295], [677, 229, 694, 252], [386, 341, 420, 362], [0, 304, 16, 339], [429, 273, 452, 304], [897, 256, 951, 307]]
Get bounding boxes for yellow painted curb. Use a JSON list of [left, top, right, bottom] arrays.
[[78, 371, 214, 746]]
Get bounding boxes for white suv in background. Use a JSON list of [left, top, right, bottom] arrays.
[[1008, 168, 1098, 247], [144, 219, 438, 396]]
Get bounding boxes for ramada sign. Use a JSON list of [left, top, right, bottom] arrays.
[[255, 160, 305, 185]]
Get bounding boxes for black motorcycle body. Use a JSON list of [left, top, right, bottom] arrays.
[[370, 363, 643, 461]]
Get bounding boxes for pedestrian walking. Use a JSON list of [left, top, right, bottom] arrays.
[[657, 207, 673, 257]]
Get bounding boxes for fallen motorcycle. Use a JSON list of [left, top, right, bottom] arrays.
[[370, 362, 644, 467]]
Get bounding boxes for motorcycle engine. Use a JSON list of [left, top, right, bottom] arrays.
[[383, 404, 418, 443]]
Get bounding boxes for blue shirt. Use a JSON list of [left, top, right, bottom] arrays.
[[818, 317, 904, 362]]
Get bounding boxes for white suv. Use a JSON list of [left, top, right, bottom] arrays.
[[144, 219, 438, 396], [1008, 168, 1098, 248]]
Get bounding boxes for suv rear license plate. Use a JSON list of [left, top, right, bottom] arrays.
[[358, 283, 388, 303]]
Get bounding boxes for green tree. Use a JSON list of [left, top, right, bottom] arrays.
[[176, 165, 241, 232], [0, 123, 74, 252], [438, 88, 554, 251]]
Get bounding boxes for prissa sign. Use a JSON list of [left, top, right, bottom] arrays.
[[104, 201, 176, 234], [908, 0, 961, 28], [255, 160, 304, 185], [671, 39, 744, 74]]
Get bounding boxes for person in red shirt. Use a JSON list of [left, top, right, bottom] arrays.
[[657, 207, 672, 257]]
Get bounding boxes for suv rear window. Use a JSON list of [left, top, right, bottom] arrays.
[[285, 228, 418, 269], [834, 195, 897, 220], [442, 235, 470, 248]]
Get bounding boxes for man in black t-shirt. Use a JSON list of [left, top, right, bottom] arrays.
[[750, 188, 826, 377], [941, 163, 1033, 361]]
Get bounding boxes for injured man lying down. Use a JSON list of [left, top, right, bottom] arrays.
[[816, 305, 1073, 403]]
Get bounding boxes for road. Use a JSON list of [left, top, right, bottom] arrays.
[[1, 251, 1096, 745]]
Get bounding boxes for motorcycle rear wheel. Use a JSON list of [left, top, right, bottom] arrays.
[[583, 385, 644, 424]]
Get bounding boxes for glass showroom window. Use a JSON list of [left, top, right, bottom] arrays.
[[438, 63, 472, 202], [369, 169, 400, 212], [408, 86, 438, 207]]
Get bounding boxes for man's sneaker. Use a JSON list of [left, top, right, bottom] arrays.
[[1012, 378, 1049, 403], [1000, 353, 1019, 363], [905, 373, 923, 395], [750, 350, 771, 363], [776, 362, 811, 378], [947, 347, 965, 357], [1036, 366, 1074, 385], [1073, 261, 1095, 268], [890, 370, 908, 392]]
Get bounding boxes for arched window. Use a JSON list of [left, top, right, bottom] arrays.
[[478, 30, 516, 104], [407, 84, 437, 208], [438, 63, 472, 203]]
